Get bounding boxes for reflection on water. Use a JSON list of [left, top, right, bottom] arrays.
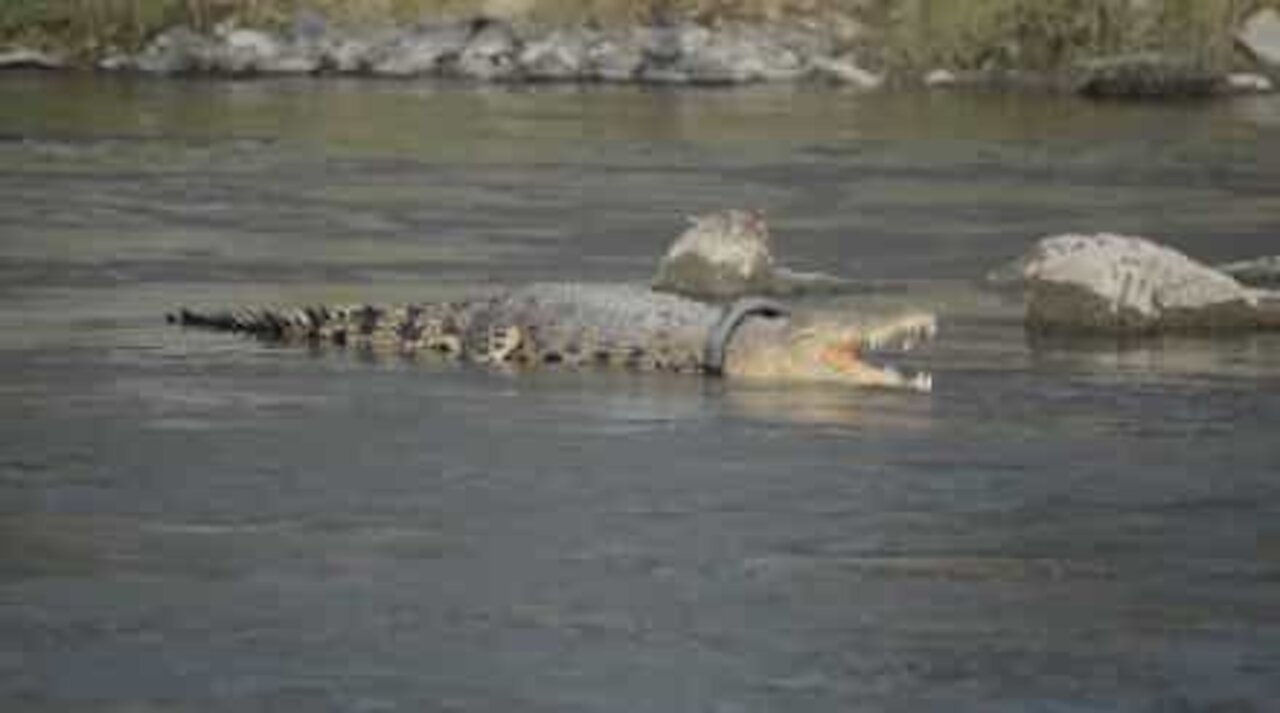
[[2, 73, 1280, 712], [1027, 331, 1280, 378]]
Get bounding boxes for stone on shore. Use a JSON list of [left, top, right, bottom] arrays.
[[680, 26, 807, 84], [518, 29, 593, 81], [217, 28, 280, 73], [370, 22, 472, 77], [215, 28, 320, 75], [455, 19, 520, 80], [637, 23, 806, 85], [1226, 72, 1275, 94], [133, 27, 218, 74], [1073, 53, 1223, 99], [924, 69, 957, 88], [994, 233, 1274, 333], [810, 56, 884, 89], [1237, 8, 1280, 70], [584, 32, 645, 82], [324, 34, 383, 74], [0, 48, 65, 70]]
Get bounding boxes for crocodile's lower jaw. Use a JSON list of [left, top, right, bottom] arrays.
[[819, 316, 937, 392], [820, 343, 934, 393]]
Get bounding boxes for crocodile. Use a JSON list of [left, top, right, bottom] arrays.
[[171, 282, 936, 391]]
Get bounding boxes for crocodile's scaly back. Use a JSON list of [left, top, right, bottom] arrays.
[[476, 283, 721, 371], [173, 283, 725, 372]]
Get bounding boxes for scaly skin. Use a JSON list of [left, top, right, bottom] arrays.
[[172, 283, 936, 390]]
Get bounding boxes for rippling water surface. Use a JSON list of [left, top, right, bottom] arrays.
[[2, 74, 1279, 712]]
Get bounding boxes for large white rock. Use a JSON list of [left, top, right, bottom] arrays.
[[994, 233, 1271, 332]]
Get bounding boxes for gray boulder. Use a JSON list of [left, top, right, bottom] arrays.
[[810, 56, 884, 89], [518, 29, 593, 81], [1225, 72, 1275, 94], [654, 210, 776, 297], [993, 233, 1278, 333], [1238, 8, 1280, 71], [216, 28, 279, 73], [370, 22, 472, 77], [455, 19, 521, 80], [1217, 256, 1280, 287], [924, 68, 958, 88], [323, 34, 385, 74], [653, 210, 857, 299], [133, 27, 217, 74], [637, 24, 806, 85], [213, 28, 320, 75], [682, 26, 807, 84], [1073, 53, 1224, 99], [636, 24, 702, 84], [0, 48, 65, 70], [584, 32, 646, 82]]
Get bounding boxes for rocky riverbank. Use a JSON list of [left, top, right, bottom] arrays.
[[3, 5, 1280, 97]]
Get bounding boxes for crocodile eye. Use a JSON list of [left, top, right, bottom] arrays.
[[543, 352, 563, 364]]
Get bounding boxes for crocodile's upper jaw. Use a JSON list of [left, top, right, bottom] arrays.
[[727, 311, 938, 391], [823, 312, 937, 392]]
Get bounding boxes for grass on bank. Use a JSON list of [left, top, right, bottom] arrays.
[[885, 0, 1279, 70], [2, 0, 1279, 69]]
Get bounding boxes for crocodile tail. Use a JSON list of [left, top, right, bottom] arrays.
[[167, 304, 394, 348], [168, 302, 478, 357]]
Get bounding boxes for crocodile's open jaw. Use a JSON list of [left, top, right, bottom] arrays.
[[726, 309, 937, 391], [816, 313, 937, 392]]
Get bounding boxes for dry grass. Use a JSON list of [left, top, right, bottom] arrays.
[[3, 0, 1278, 68], [885, 0, 1280, 70]]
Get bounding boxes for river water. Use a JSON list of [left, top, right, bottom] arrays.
[[2, 74, 1279, 712]]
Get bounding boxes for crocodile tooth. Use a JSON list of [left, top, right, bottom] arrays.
[[913, 373, 933, 392]]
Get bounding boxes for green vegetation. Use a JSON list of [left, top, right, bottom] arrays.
[[2, 0, 1278, 68]]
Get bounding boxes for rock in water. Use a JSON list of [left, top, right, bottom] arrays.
[[653, 210, 776, 298], [995, 234, 1274, 333], [652, 210, 861, 299], [1217, 256, 1280, 287]]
